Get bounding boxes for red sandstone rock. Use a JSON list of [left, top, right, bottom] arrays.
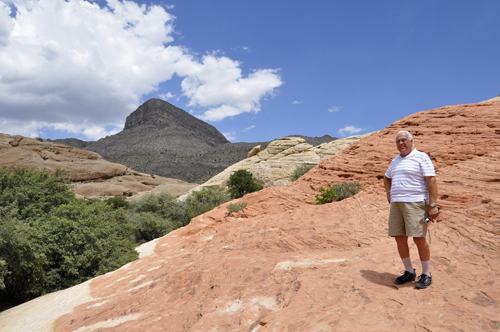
[[2, 101, 500, 331]]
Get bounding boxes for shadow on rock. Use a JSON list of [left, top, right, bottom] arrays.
[[359, 270, 413, 289]]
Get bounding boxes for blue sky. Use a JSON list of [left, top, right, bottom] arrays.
[[0, 0, 498, 142]]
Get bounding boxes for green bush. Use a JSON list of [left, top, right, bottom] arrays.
[[0, 167, 138, 306], [315, 181, 361, 204], [226, 169, 263, 199], [105, 195, 130, 209], [0, 166, 73, 220], [131, 192, 189, 225], [225, 201, 248, 216], [290, 164, 315, 181], [184, 187, 232, 220], [129, 212, 181, 243]]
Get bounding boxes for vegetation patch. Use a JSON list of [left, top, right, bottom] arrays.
[[226, 169, 263, 199], [0, 166, 138, 306], [290, 164, 315, 181], [225, 201, 248, 216], [315, 181, 361, 204], [0, 166, 266, 308]]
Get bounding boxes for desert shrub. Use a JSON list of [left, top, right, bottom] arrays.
[[183, 187, 232, 220], [315, 181, 361, 204], [226, 169, 263, 199], [105, 195, 130, 209], [131, 192, 188, 225], [0, 167, 138, 306], [290, 164, 315, 181], [129, 212, 181, 243], [225, 201, 248, 216]]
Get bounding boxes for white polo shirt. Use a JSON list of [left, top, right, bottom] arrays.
[[385, 149, 435, 203]]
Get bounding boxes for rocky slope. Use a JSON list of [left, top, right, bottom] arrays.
[[2, 100, 499, 331], [53, 99, 338, 183], [0, 134, 197, 199], [181, 133, 372, 198]]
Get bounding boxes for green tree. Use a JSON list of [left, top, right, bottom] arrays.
[[0, 166, 73, 220], [226, 169, 263, 199], [0, 167, 138, 306]]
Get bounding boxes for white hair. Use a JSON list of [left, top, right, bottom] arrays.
[[395, 131, 413, 142]]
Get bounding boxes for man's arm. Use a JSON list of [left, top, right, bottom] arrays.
[[384, 176, 392, 203], [425, 176, 440, 221]]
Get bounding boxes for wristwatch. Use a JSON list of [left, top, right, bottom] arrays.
[[429, 203, 438, 207]]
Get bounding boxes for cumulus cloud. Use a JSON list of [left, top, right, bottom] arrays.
[[0, 0, 282, 140], [337, 125, 364, 137]]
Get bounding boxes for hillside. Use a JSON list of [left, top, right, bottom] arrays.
[[0, 133, 197, 199], [1, 100, 499, 331]]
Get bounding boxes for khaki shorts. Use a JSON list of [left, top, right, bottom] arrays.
[[388, 201, 428, 237]]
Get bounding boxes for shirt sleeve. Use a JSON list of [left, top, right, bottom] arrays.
[[420, 153, 436, 177], [385, 160, 394, 179]]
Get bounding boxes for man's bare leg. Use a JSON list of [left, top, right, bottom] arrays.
[[414, 237, 431, 277], [395, 235, 410, 258], [394, 235, 416, 284], [413, 237, 430, 261]]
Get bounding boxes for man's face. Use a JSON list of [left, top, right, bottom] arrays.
[[396, 133, 413, 157]]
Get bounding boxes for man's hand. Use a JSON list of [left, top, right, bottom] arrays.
[[428, 206, 440, 222]]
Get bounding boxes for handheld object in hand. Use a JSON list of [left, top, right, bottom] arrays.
[[425, 207, 441, 223]]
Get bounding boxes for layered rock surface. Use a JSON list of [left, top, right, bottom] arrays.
[[0, 134, 197, 199], [181, 133, 372, 197], [2, 101, 500, 331]]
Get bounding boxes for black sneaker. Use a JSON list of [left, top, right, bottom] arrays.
[[415, 273, 432, 289], [394, 269, 416, 285]]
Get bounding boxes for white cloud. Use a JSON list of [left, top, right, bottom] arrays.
[[337, 125, 364, 137], [243, 125, 255, 132], [0, 0, 282, 140], [231, 46, 250, 52], [328, 106, 341, 112], [222, 131, 236, 141], [159, 92, 176, 100], [0, 119, 123, 140], [292, 100, 302, 105], [0, 2, 14, 47], [179, 57, 282, 121]]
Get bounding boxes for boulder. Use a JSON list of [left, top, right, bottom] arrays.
[[247, 145, 261, 158]]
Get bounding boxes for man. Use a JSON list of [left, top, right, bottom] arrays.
[[384, 131, 440, 289]]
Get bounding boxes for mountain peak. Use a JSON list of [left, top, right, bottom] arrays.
[[124, 98, 229, 145]]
